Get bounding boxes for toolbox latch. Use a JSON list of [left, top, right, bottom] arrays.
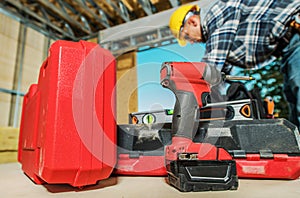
[[259, 150, 273, 158], [129, 152, 141, 158], [232, 150, 246, 158]]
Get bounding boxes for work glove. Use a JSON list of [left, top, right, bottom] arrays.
[[202, 63, 223, 87]]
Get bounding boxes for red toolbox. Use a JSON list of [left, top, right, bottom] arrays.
[[18, 40, 116, 187]]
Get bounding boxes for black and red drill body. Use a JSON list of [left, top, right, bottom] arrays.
[[160, 62, 234, 161]]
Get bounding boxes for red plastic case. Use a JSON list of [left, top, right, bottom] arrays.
[[115, 154, 167, 176], [235, 154, 300, 179], [198, 119, 300, 180], [18, 40, 116, 187]]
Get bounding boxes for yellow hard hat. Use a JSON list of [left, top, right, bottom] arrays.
[[169, 4, 200, 46]]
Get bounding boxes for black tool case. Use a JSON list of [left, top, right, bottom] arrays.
[[115, 117, 300, 190], [195, 118, 300, 179]]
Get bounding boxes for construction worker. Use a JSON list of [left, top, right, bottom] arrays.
[[169, 0, 300, 130]]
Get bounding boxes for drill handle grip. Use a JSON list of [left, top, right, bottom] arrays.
[[172, 91, 200, 139]]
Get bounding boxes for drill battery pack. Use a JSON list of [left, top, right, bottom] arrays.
[[167, 159, 238, 192], [18, 40, 116, 187]]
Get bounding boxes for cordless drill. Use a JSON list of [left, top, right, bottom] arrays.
[[160, 62, 238, 192]]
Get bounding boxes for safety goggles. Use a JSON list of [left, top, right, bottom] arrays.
[[179, 10, 197, 40]]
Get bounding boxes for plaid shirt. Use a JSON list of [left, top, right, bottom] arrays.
[[201, 0, 300, 73]]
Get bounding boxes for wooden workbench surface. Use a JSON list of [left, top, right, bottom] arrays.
[[0, 163, 299, 198]]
